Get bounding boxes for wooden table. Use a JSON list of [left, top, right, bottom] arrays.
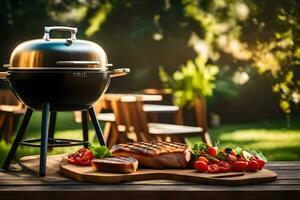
[[103, 93, 163, 102], [0, 156, 299, 200], [101, 93, 181, 122]]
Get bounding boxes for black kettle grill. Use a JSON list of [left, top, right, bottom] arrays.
[[0, 26, 129, 176]]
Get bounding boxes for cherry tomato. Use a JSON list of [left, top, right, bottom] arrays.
[[67, 156, 77, 164], [194, 161, 208, 172], [238, 157, 247, 162], [197, 156, 209, 164], [68, 148, 94, 166], [247, 160, 259, 172], [227, 154, 237, 164], [208, 157, 220, 165], [218, 161, 231, 172], [225, 147, 236, 156], [232, 161, 247, 172], [230, 150, 236, 156], [254, 158, 265, 170], [238, 157, 248, 165], [208, 164, 220, 173], [81, 149, 94, 161], [208, 146, 218, 157]]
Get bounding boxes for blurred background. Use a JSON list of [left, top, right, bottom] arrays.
[[0, 0, 300, 163]]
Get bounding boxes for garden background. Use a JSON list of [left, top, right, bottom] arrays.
[[0, 0, 299, 164]]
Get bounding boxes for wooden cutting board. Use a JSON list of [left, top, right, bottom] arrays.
[[59, 157, 277, 185]]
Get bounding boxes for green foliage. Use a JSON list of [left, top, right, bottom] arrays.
[[248, 1, 300, 114], [85, 1, 112, 37], [216, 150, 227, 161], [249, 149, 268, 162], [1, 0, 300, 116], [159, 56, 219, 107], [182, 0, 252, 61], [89, 143, 111, 158], [190, 142, 208, 162], [186, 116, 300, 161]]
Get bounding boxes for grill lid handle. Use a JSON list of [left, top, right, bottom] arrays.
[[0, 72, 8, 80], [110, 68, 130, 78], [43, 26, 77, 41]]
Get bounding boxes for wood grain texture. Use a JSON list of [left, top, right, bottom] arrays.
[[20, 154, 277, 185], [0, 155, 297, 200]]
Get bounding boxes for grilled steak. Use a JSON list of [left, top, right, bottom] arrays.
[[91, 157, 138, 173], [110, 142, 191, 168]]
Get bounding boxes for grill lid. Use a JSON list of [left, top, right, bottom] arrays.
[[8, 26, 109, 70]]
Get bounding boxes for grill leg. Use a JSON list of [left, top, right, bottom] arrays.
[[81, 111, 89, 148], [2, 108, 33, 170], [48, 112, 57, 140], [88, 106, 106, 146], [39, 103, 50, 177], [48, 111, 57, 151]]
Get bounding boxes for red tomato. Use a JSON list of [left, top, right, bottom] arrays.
[[227, 154, 237, 164], [254, 158, 265, 170], [247, 160, 259, 172], [238, 157, 247, 162], [67, 156, 77, 164], [197, 156, 209, 164], [81, 149, 94, 161], [232, 161, 247, 172], [194, 161, 208, 172], [68, 148, 94, 166], [207, 146, 218, 157], [218, 161, 231, 172], [238, 157, 248, 165], [208, 164, 220, 173], [208, 157, 220, 165], [230, 150, 236, 156]]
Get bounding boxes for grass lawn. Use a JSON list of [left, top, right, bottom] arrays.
[[187, 117, 300, 161], [0, 112, 299, 166]]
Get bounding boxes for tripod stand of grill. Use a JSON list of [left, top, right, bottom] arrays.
[[2, 103, 105, 177]]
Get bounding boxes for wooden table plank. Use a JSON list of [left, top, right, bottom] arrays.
[[0, 158, 299, 200], [143, 104, 179, 113], [104, 94, 163, 102], [0, 190, 298, 200]]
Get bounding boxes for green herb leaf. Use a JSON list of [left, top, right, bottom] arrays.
[[249, 149, 268, 162], [88, 143, 111, 158], [190, 142, 208, 162], [216, 151, 227, 161], [214, 140, 220, 148], [234, 147, 243, 155]]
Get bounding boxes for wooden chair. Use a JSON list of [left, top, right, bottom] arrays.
[[193, 98, 212, 145], [111, 96, 206, 143], [0, 90, 25, 142], [93, 94, 182, 147], [142, 88, 212, 145]]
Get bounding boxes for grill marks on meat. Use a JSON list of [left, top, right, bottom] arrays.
[[111, 142, 191, 169], [93, 156, 136, 164], [111, 142, 188, 155]]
